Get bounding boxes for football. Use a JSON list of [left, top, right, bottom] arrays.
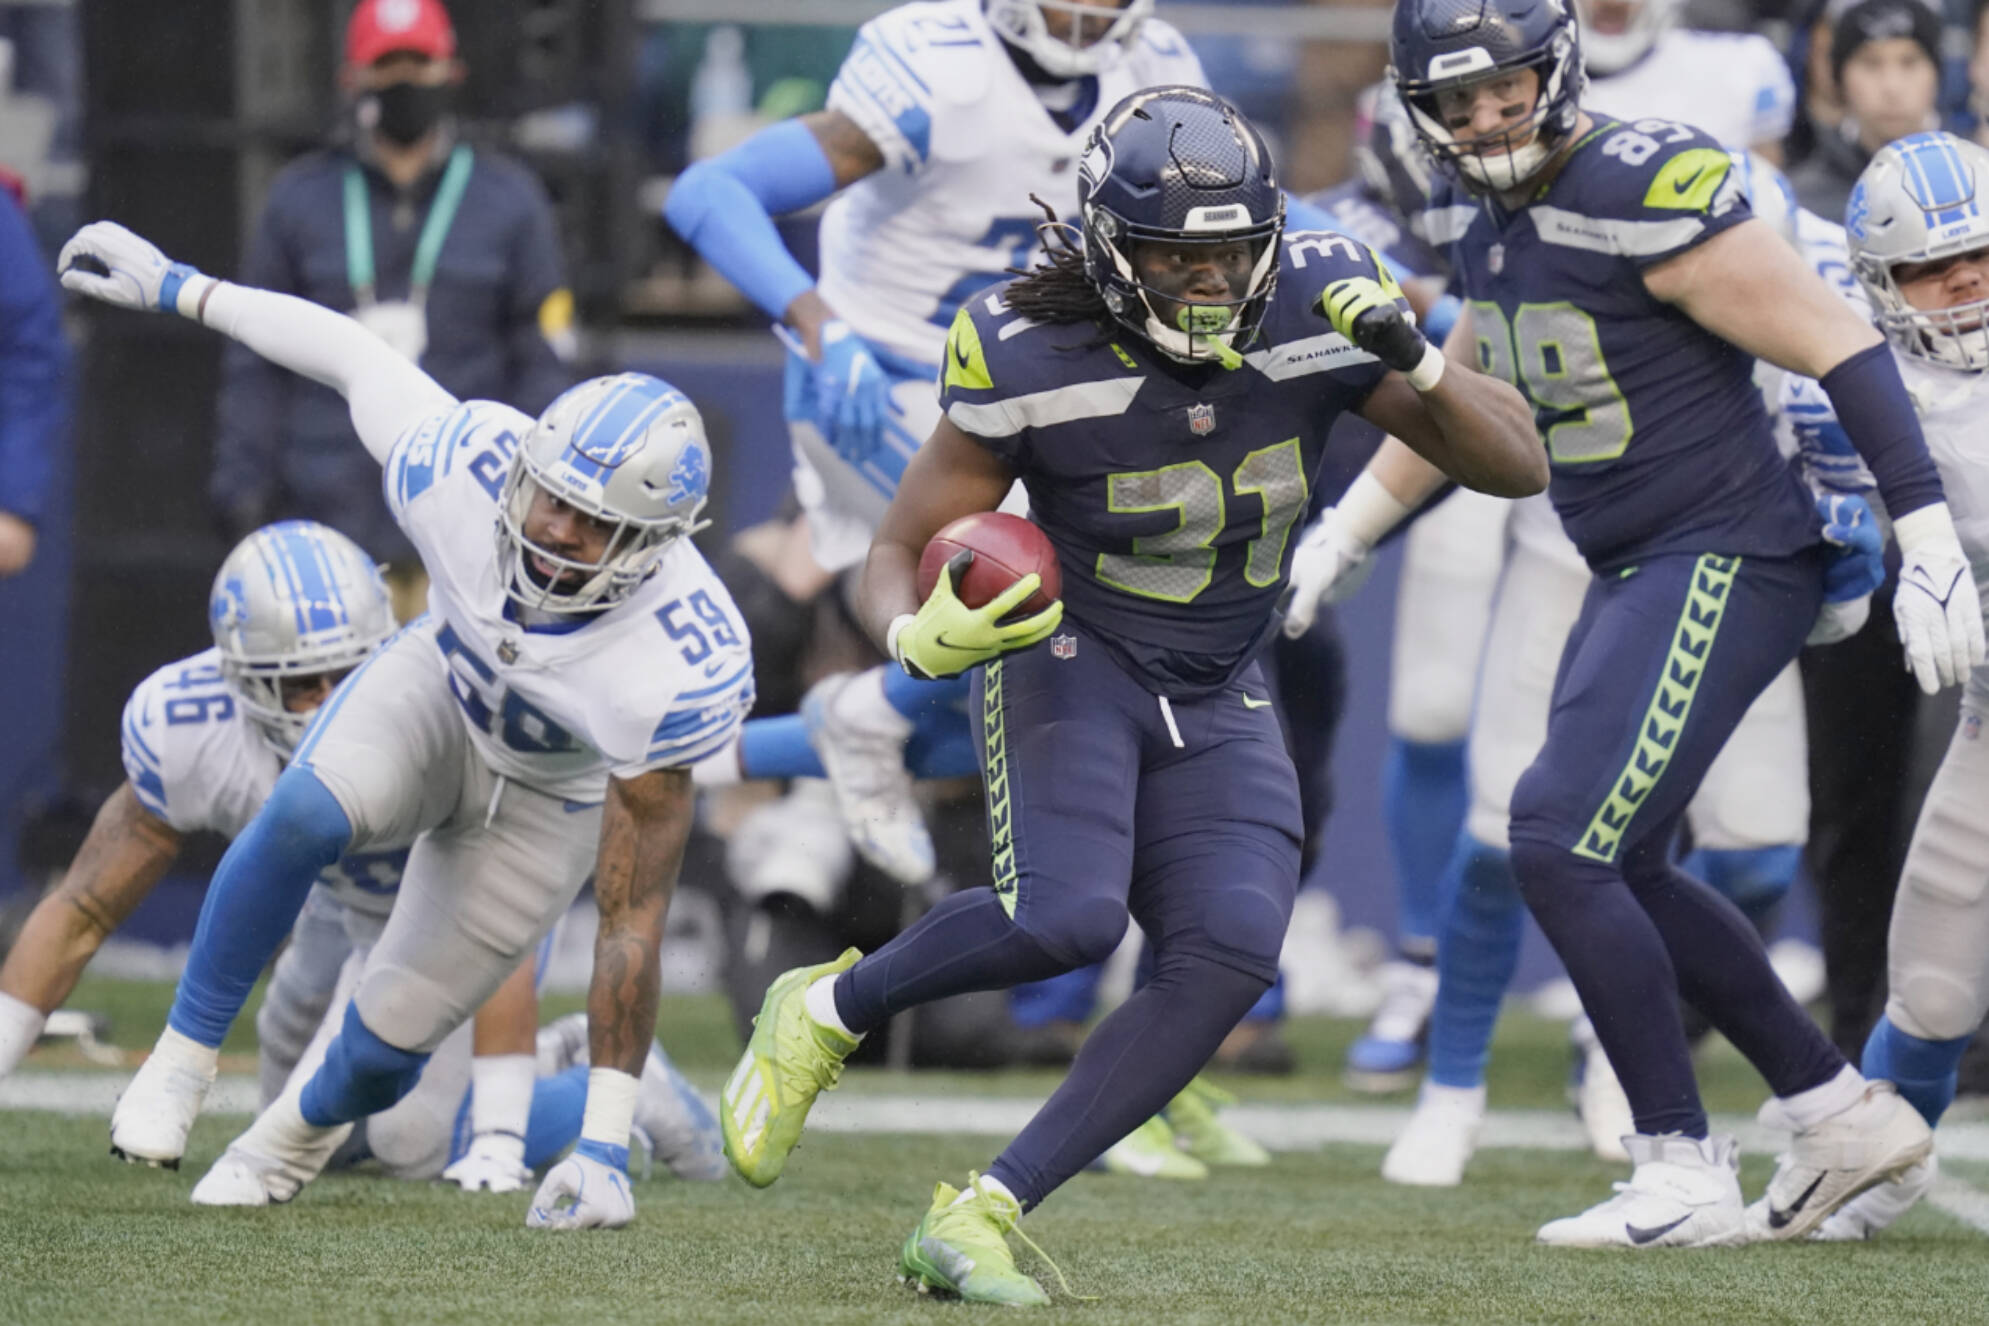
[[916, 512, 1061, 616]]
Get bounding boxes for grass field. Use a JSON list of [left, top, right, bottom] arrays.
[[3, 978, 1986, 1325]]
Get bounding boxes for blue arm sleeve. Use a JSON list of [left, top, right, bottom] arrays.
[[664, 119, 843, 322], [1819, 342, 1945, 520], [0, 192, 68, 524], [1423, 293, 1461, 345]]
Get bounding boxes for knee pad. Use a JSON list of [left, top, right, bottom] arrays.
[[1687, 844, 1800, 915], [1888, 969, 1988, 1042], [302, 1002, 430, 1126]]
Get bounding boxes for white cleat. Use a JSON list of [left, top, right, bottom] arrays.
[[191, 1096, 354, 1208], [1570, 1021, 1633, 1165], [535, 1012, 590, 1077], [110, 1028, 219, 1169], [1808, 1157, 1938, 1241], [191, 1149, 283, 1207], [1381, 1081, 1485, 1187], [1536, 1133, 1747, 1248], [636, 1038, 728, 1182], [802, 672, 935, 886], [1745, 1081, 1934, 1241]]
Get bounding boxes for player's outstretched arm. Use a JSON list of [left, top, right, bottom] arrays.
[[528, 766, 695, 1230], [0, 784, 182, 1076], [57, 221, 455, 465]]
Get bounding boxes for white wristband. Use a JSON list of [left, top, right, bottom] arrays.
[[1403, 339, 1446, 392], [172, 273, 222, 325], [1892, 501, 1958, 555], [886, 613, 917, 667], [580, 1066, 640, 1150], [1336, 470, 1416, 550]]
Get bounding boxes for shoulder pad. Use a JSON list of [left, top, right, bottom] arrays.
[[1576, 119, 1742, 220], [855, 4, 994, 108]]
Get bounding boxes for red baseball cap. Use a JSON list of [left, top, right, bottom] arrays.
[[345, 0, 457, 69]]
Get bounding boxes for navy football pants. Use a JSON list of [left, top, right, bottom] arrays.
[[1508, 550, 1846, 1138]]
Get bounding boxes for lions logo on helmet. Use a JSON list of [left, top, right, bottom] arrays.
[[1848, 132, 1989, 374], [207, 521, 396, 756], [496, 372, 715, 613], [983, 0, 1153, 80], [1077, 86, 1284, 368]]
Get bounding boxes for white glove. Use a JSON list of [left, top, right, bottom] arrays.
[[1806, 595, 1870, 647], [1892, 505, 1986, 694], [57, 220, 202, 314], [442, 1131, 531, 1194], [525, 1145, 635, 1231], [1282, 512, 1375, 638]]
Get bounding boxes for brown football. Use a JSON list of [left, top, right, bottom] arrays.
[[917, 512, 1061, 616]]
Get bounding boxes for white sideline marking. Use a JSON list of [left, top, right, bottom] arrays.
[[1927, 1177, 1989, 1236]]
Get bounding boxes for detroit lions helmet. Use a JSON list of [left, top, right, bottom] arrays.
[[497, 373, 714, 613], [1391, 0, 1586, 193], [208, 520, 395, 756], [1847, 132, 1989, 373], [1354, 81, 1439, 223], [984, 0, 1153, 80], [1078, 86, 1283, 366], [1575, 0, 1676, 76]]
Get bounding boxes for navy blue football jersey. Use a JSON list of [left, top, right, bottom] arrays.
[[1307, 179, 1449, 282], [938, 232, 1394, 696], [1421, 116, 1817, 570]]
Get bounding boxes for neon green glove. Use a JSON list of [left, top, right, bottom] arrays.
[[889, 552, 1064, 680], [1316, 263, 1443, 389]]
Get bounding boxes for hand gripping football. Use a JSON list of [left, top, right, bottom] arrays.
[[917, 512, 1061, 616]]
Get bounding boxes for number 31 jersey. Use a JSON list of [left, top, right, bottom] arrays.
[[1420, 116, 1817, 571], [938, 232, 1393, 697], [383, 400, 754, 801]]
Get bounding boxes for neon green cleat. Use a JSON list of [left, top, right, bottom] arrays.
[[720, 947, 863, 1187], [899, 1175, 1053, 1307], [1165, 1075, 1271, 1167], [1095, 1114, 1209, 1179]]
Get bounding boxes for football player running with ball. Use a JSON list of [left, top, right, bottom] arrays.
[[58, 221, 753, 1227], [1287, 0, 1977, 1247], [716, 87, 1544, 1306]]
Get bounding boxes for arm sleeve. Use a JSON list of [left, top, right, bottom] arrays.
[[663, 118, 842, 322], [1818, 342, 1944, 519], [209, 196, 299, 530], [196, 281, 457, 466], [502, 173, 573, 417], [0, 192, 68, 524]]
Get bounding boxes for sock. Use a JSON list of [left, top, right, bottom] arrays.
[[0, 991, 45, 1077], [299, 1002, 429, 1128], [1683, 844, 1800, 928], [1427, 835, 1525, 1089], [1863, 1015, 1971, 1127], [956, 1172, 1019, 1207], [469, 1054, 535, 1141], [1777, 1062, 1866, 1129], [804, 974, 859, 1038], [739, 715, 825, 780], [881, 667, 970, 723], [833, 888, 1076, 1037], [167, 769, 352, 1047], [1382, 738, 1468, 952], [986, 952, 1269, 1210], [1009, 965, 1106, 1029], [522, 1064, 590, 1168]]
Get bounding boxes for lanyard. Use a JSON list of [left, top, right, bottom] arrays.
[[342, 143, 474, 307]]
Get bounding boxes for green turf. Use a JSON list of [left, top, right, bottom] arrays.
[[5, 980, 1984, 1325]]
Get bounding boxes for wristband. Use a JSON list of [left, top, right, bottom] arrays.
[[1893, 502, 1959, 555], [1404, 339, 1446, 392], [163, 265, 218, 322], [580, 1065, 639, 1159], [1336, 470, 1416, 550], [886, 612, 917, 668]]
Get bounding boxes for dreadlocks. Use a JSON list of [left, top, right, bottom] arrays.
[[1001, 195, 1113, 338]]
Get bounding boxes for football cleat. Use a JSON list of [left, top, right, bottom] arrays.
[[1344, 960, 1436, 1093], [721, 947, 863, 1187], [1093, 1115, 1209, 1180], [636, 1037, 727, 1182], [1164, 1075, 1270, 1167], [191, 1096, 354, 1207], [1536, 1133, 1747, 1249], [898, 1174, 1052, 1308], [1381, 1080, 1485, 1188], [1569, 1019, 1634, 1164], [802, 672, 935, 886], [535, 1011, 590, 1077], [1808, 1156, 1937, 1241], [1745, 1080, 1934, 1241], [110, 1028, 219, 1169]]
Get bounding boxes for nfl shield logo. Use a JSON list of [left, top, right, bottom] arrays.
[[1050, 634, 1077, 660], [1488, 244, 1504, 275], [498, 638, 520, 665], [1187, 402, 1216, 436]]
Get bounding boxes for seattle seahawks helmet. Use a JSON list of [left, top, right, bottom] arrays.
[[1847, 132, 1989, 373], [208, 520, 395, 756], [1078, 86, 1283, 366], [1354, 81, 1439, 224], [984, 0, 1153, 80], [1391, 0, 1586, 193], [497, 372, 714, 613], [1575, 0, 1676, 76]]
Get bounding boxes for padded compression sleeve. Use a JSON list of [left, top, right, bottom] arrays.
[[664, 119, 841, 322], [1819, 342, 1945, 521]]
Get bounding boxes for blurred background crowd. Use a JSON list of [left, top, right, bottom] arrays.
[[3, 0, 1987, 1081]]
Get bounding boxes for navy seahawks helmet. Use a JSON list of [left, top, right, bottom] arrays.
[[1078, 86, 1283, 366], [1391, 0, 1586, 193], [1353, 81, 1439, 223]]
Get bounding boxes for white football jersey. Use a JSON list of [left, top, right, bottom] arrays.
[[818, 0, 1207, 367], [384, 400, 755, 802], [1585, 29, 1795, 151], [119, 649, 405, 917]]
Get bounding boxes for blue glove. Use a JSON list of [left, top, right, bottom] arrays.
[[814, 320, 888, 467], [1791, 404, 1874, 496], [1817, 492, 1884, 603]]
